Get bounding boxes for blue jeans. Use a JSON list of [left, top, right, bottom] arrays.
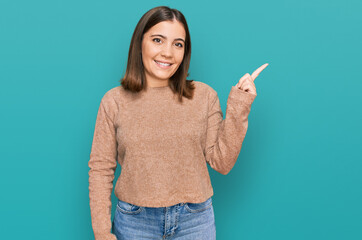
[[112, 197, 216, 239]]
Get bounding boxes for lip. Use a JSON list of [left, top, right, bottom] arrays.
[[154, 60, 173, 69], [155, 60, 173, 65]]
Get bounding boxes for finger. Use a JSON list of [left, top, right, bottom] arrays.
[[251, 63, 269, 81], [242, 83, 256, 95], [241, 80, 256, 94], [237, 73, 251, 88]]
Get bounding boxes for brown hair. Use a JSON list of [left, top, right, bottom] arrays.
[[119, 6, 195, 102]]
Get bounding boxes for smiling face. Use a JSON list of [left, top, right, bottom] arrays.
[[141, 20, 186, 88]]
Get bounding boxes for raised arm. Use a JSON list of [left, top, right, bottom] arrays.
[[204, 86, 256, 175], [205, 63, 268, 175]]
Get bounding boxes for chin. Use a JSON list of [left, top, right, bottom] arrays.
[[154, 73, 174, 80]]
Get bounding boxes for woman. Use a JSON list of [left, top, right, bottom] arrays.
[[88, 6, 268, 240]]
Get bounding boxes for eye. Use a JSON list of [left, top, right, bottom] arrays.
[[175, 42, 183, 48], [152, 38, 162, 43]]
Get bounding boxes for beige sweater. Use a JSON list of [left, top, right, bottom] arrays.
[[88, 80, 256, 239]]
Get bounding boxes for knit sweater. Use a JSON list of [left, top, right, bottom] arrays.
[[88, 80, 256, 239]]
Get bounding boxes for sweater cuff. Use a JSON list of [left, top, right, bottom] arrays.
[[94, 233, 117, 240], [229, 86, 257, 107]]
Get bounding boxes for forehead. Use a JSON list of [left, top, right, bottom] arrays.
[[145, 20, 186, 38]]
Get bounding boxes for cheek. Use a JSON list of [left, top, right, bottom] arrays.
[[142, 43, 156, 60], [175, 51, 185, 64]]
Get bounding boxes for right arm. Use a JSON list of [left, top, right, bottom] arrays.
[[88, 98, 118, 240]]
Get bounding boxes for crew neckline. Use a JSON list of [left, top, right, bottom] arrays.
[[147, 85, 170, 90]]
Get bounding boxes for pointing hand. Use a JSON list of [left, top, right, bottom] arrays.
[[235, 63, 269, 95]]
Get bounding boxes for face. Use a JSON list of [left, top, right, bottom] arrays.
[[141, 20, 186, 87]]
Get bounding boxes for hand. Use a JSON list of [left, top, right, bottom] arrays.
[[235, 63, 269, 95]]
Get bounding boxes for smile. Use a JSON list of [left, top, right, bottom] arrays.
[[154, 60, 172, 68]]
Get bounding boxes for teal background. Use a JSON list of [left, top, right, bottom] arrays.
[[0, 0, 361, 239]]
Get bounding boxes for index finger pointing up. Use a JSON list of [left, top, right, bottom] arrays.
[[251, 63, 269, 81]]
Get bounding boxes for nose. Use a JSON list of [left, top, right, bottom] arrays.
[[161, 43, 173, 58]]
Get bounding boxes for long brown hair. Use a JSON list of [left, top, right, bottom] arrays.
[[119, 6, 195, 102]]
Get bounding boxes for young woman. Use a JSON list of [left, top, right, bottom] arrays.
[[88, 6, 268, 240]]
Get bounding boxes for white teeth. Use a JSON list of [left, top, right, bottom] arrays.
[[155, 60, 171, 66]]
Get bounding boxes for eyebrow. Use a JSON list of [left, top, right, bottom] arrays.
[[150, 34, 185, 43]]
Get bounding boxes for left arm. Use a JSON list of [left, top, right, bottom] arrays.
[[204, 63, 269, 175], [204, 86, 256, 175]]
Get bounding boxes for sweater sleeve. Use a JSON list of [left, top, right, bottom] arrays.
[[205, 86, 256, 175], [88, 98, 118, 240]]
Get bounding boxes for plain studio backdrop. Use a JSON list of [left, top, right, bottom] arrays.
[[0, 0, 361, 239]]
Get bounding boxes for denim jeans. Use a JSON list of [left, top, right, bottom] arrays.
[[112, 197, 216, 239]]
